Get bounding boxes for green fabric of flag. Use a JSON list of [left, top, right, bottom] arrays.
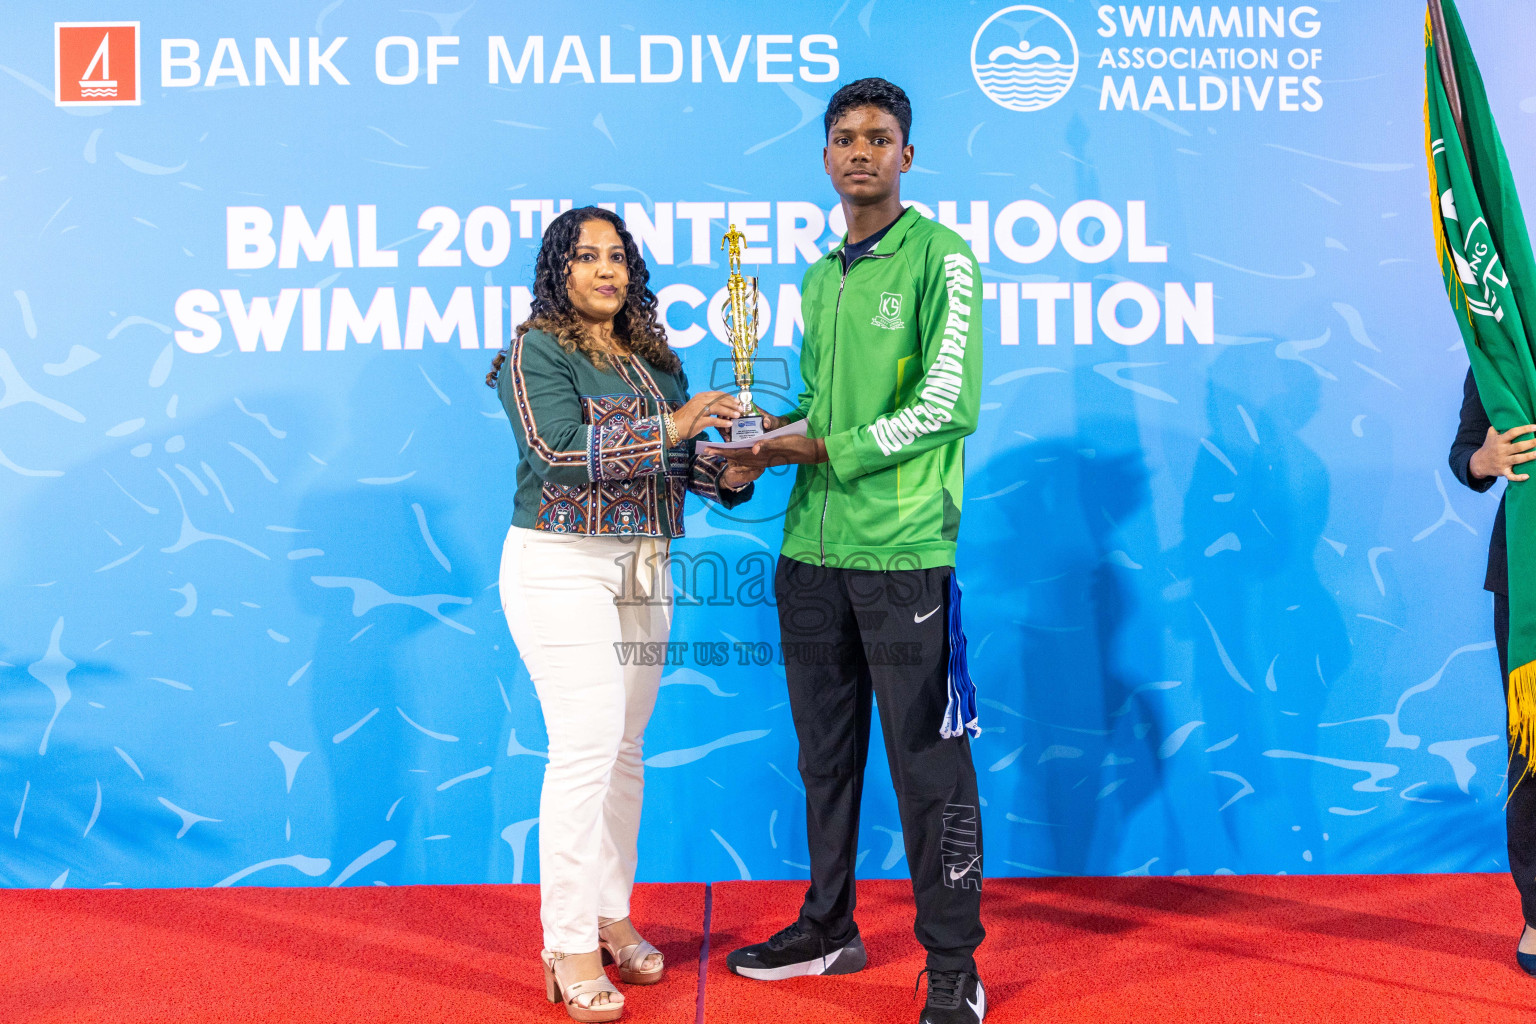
[[1425, 0, 1536, 766]]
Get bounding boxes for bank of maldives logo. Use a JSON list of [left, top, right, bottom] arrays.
[[55, 22, 140, 106], [970, 5, 1078, 113]]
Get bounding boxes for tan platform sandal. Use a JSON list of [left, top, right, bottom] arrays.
[[541, 950, 624, 1023], [598, 919, 665, 986]]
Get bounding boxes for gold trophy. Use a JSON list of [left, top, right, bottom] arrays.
[[721, 225, 765, 442]]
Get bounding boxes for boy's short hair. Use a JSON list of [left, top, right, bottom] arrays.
[[823, 78, 912, 145]]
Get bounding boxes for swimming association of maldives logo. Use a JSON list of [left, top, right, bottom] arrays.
[[970, 5, 1078, 113], [55, 22, 140, 106]]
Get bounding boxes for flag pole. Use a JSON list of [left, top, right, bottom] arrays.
[[1428, 0, 1469, 156]]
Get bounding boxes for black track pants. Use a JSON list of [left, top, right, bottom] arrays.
[[775, 555, 985, 973]]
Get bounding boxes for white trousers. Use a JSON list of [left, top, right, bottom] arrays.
[[499, 526, 671, 954]]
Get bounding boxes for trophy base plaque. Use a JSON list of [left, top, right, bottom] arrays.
[[731, 415, 765, 443]]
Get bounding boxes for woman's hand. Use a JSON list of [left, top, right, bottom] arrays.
[[720, 464, 763, 491], [1471, 423, 1536, 482], [672, 391, 742, 439]]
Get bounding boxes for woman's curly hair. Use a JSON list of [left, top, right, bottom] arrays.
[[486, 206, 679, 387]]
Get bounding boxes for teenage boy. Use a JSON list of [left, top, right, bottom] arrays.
[[715, 78, 987, 1024]]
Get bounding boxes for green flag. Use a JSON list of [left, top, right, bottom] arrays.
[[1425, 0, 1536, 771]]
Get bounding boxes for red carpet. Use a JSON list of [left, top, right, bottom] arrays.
[[708, 875, 1536, 1023], [3, 875, 1535, 1022], [0, 882, 702, 1024]]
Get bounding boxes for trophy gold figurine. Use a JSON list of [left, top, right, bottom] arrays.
[[720, 225, 765, 442]]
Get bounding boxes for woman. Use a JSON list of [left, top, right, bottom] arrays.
[[1448, 366, 1536, 975], [487, 206, 759, 1022]]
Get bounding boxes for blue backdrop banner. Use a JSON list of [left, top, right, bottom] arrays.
[[3, 0, 1534, 889]]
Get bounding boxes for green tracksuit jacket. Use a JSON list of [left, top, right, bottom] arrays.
[[779, 206, 983, 570]]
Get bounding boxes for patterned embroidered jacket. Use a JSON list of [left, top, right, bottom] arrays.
[[497, 328, 752, 536]]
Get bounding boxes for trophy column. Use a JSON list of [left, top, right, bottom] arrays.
[[721, 225, 765, 442]]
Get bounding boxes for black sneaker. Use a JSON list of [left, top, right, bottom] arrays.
[[726, 921, 867, 980], [916, 969, 985, 1023]]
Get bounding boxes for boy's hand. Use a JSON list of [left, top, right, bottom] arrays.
[[717, 436, 828, 469]]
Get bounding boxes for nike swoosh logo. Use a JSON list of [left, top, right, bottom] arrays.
[[967, 984, 985, 1020], [948, 856, 981, 881], [914, 605, 941, 624]]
